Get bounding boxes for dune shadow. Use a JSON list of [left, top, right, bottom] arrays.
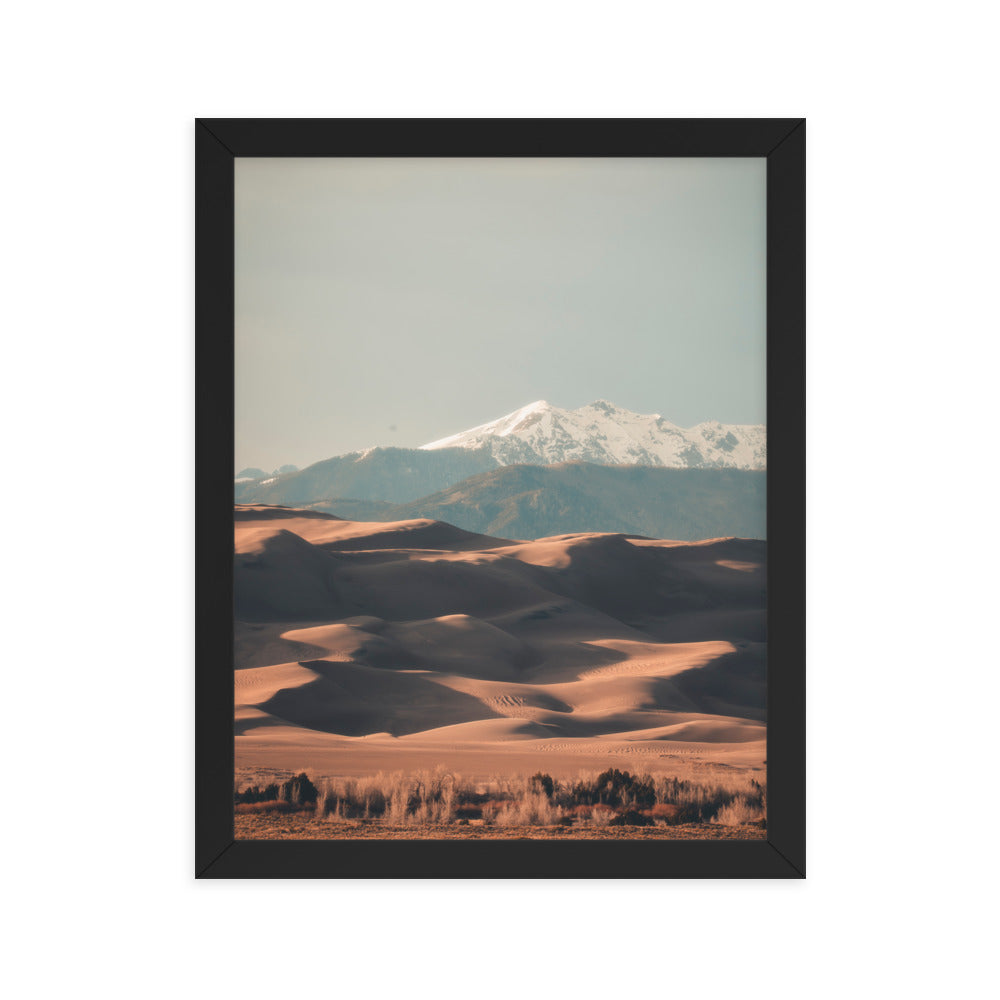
[[256, 659, 508, 738]]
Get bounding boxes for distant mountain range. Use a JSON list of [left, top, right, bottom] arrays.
[[305, 464, 766, 541], [234, 446, 498, 505], [235, 464, 299, 484], [234, 400, 767, 540]]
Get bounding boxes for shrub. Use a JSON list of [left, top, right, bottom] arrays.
[[492, 791, 563, 827], [234, 782, 281, 805], [588, 804, 614, 827], [234, 800, 294, 814], [646, 803, 681, 822], [529, 772, 555, 798], [235, 773, 317, 807], [568, 769, 656, 808], [282, 773, 318, 806], [711, 796, 765, 826], [243, 767, 766, 830], [609, 809, 654, 827]]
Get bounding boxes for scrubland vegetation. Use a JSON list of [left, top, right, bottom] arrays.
[[234, 767, 765, 833]]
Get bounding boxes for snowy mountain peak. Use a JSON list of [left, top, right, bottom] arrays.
[[420, 400, 766, 470], [422, 399, 552, 449]]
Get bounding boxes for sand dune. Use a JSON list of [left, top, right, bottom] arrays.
[[234, 504, 766, 779], [236, 503, 509, 552]]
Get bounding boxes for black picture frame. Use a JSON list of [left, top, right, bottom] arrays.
[[196, 118, 805, 879]]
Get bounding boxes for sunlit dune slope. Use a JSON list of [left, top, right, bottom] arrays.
[[234, 504, 766, 769]]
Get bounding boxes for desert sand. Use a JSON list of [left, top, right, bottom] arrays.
[[233, 504, 766, 797]]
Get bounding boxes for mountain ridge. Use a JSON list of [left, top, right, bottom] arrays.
[[236, 399, 767, 489], [233, 400, 766, 539], [234, 445, 499, 505], [420, 399, 765, 470], [303, 462, 766, 541]]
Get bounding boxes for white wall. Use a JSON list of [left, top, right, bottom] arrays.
[[4, 3, 996, 998]]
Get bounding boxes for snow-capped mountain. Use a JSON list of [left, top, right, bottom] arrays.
[[420, 400, 766, 470]]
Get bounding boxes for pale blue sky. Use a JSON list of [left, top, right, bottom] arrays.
[[236, 157, 766, 472]]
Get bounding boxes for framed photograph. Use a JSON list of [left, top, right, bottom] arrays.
[[196, 119, 805, 878]]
